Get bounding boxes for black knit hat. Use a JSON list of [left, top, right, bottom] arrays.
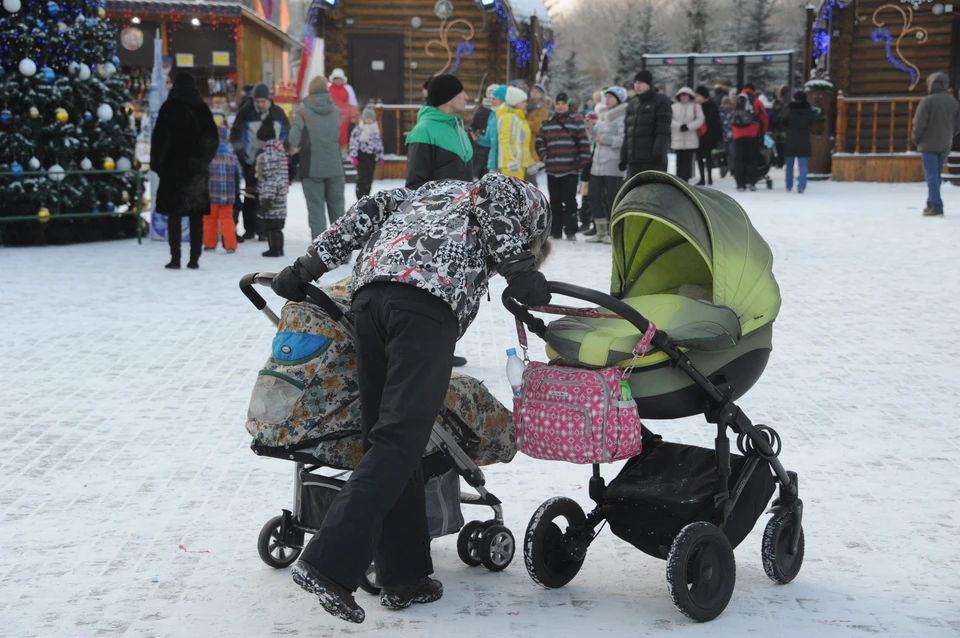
[[253, 83, 271, 100], [257, 118, 276, 141], [793, 89, 808, 103], [555, 92, 569, 104], [634, 70, 653, 85], [428, 74, 465, 107], [695, 85, 711, 99]]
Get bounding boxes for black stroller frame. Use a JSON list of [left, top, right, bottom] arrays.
[[504, 281, 804, 622], [240, 273, 517, 594]]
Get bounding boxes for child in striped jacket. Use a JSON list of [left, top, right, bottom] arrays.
[[256, 118, 290, 257]]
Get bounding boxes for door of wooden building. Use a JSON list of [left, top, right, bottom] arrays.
[[349, 34, 405, 155]]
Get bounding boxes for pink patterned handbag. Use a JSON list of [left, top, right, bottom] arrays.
[[512, 306, 657, 464]]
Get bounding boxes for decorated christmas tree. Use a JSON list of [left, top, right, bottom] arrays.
[[0, 0, 141, 245]]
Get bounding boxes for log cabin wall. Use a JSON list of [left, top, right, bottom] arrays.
[[827, 1, 955, 155], [830, 1, 954, 97], [321, 0, 517, 105]]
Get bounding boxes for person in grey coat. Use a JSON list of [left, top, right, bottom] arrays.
[[912, 72, 960, 216], [290, 76, 347, 237], [587, 86, 627, 244]]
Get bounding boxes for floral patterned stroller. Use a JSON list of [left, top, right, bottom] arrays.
[[239, 273, 519, 594]]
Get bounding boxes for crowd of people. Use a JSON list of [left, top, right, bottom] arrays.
[[150, 69, 368, 269]]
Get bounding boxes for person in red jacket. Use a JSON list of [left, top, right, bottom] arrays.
[[731, 84, 768, 191]]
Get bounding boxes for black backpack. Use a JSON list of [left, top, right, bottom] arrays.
[[732, 94, 758, 128]]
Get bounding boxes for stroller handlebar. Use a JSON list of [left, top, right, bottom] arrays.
[[502, 281, 656, 339], [239, 272, 345, 323]]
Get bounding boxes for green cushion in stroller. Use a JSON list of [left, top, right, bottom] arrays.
[[543, 172, 781, 419]]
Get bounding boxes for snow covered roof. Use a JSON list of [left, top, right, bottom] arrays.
[[506, 0, 551, 28]]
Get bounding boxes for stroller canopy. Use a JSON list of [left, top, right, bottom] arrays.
[[610, 172, 781, 337]]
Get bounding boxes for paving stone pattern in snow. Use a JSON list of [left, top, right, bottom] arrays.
[[1, 170, 959, 637]]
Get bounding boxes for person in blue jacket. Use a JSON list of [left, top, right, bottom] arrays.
[[473, 84, 507, 173]]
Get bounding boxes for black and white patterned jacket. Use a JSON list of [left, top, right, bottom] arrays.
[[312, 173, 551, 337]]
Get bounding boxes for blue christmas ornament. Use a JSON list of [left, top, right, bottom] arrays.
[[111, 55, 119, 67], [106, 202, 115, 212], [83, 111, 92, 121], [36, 19, 44, 28], [10, 161, 23, 174], [0, 110, 11, 126], [42, 67, 55, 83], [46, 1, 58, 16], [92, 206, 99, 213]]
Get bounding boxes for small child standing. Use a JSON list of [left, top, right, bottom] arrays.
[[348, 105, 384, 200], [204, 124, 239, 252], [256, 118, 289, 258]]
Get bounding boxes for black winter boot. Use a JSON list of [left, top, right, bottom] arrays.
[[380, 577, 444, 610], [291, 561, 365, 623]]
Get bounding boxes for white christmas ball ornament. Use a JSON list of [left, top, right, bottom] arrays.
[[68, 61, 79, 75], [28, 157, 40, 170], [98, 62, 116, 78], [96, 103, 113, 121], [78, 63, 91, 80], [3, 0, 22, 13], [115, 157, 132, 172], [48, 163, 65, 182], [19, 58, 37, 77], [57, 20, 67, 31], [80, 157, 92, 170]]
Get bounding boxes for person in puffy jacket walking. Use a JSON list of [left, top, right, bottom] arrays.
[[290, 76, 346, 238], [405, 74, 474, 189], [499, 86, 537, 180], [270, 173, 552, 625], [781, 90, 817, 194], [620, 70, 673, 178], [588, 87, 628, 244], [349, 105, 385, 200], [536, 92, 591, 240], [671, 87, 705, 183], [912, 72, 960, 216], [473, 84, 505, 173]]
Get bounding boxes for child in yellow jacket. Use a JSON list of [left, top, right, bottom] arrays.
[[498, 87, 536, 180]]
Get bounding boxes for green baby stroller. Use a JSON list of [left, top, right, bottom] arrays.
[[504, 172, 803, 622]]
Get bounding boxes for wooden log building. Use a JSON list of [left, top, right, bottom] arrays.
[[806, 0, 959, 181]]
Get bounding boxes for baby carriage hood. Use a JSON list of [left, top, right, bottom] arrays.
[[610, 171, 781, 337]]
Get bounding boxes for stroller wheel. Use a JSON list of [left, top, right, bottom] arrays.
[[761, 512, 805, 584], [357, 562, 381, 596], [458, 520, 493, 567], [666, 522, 736, 622], [479, 525, 515, 572], [257, 515, 303, 569], [524, 497, 588, 589]]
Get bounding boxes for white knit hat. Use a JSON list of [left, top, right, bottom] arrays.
[[330, 68, 347, 82], [505, 86, 528, 108]]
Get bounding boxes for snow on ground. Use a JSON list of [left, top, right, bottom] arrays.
[[1, 169, 959, 638]]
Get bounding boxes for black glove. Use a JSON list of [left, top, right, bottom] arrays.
[[500, 252, 551, 307], [506, 270, 552, 307], [618, 161, 627, 172], [271, 246, 328, 302], [680, 124, 689, 132]]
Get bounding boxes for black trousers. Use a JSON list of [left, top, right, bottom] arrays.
[[734, 137, 761, 188], [588, 174, 622, 221], [627, 161, 668, 180], [696, 147, 713, 184], [355, 152, 377, 200], [240, 166, 262, 237], [301, 282, 458, 590], [547, 174, 580, 238], [166, 214, 202, 264], [675, 149, 696, 183]]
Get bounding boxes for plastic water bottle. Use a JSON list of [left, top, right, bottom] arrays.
[[506, 348, 525, 397]]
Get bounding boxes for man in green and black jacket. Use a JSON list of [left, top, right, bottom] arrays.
[[405, 74, 474, 189]]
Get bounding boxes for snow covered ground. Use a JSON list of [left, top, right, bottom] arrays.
[[2, 169, 959, 637]]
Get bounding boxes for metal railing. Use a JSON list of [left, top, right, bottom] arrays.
[[0, 168, 145, 244]]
